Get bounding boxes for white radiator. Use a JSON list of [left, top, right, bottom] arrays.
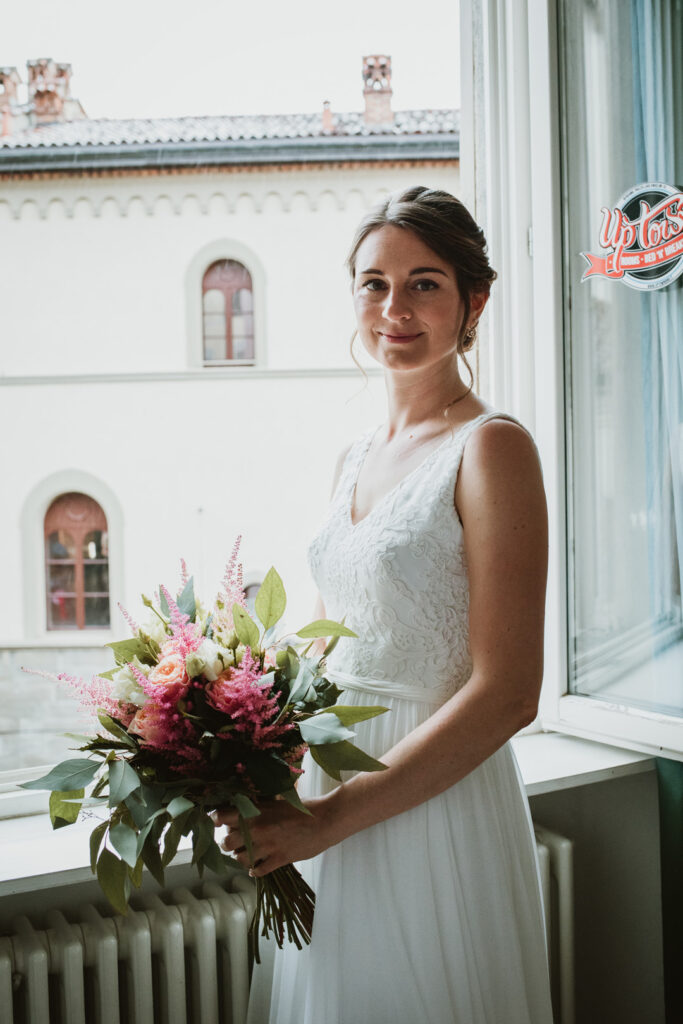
[[535, 825, 575, 1024], [0, 872, 256, 1024]]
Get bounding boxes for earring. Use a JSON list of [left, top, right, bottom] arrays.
[[465, 323, 478, 343]]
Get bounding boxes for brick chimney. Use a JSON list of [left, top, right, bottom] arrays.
[[0, 67, 21, 137], [362, 55, 393, 125], [321, 99, 334, 133], [27, 58, 86, 124]]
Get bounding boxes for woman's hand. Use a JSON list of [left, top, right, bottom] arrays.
[[211, 794, 336, 877]]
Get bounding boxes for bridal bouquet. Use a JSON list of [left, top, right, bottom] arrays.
[[22, 538, 388, 961]]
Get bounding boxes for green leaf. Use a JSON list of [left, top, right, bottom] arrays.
[[309, 740, 389, 782], [141, 832, 165, 887], [278, 787, 313, 816], [90, 820, 109, 873], [287, 661, 318, 704], [296, 619, 358, 639], [162, 815, 189, 867], [177, 577, 196, 620], [231, 792, 261, 818], [129, 856, 144, 889], [167, 796, 194, 818], [20, 758, 100, 792], [97, 669, 118, 681], [232, 604, 260, 650], [299, 712, 356, 745], [109, 822, 139, 868], [254, 567, 287, 631], [159, 588, 170, 617], [108, 759, 141, 807], [97, 712, 135, 747], [105, 637, 155, 667], [201, 838, 231, 876], [324, 705, 390, 726], [191, 813, 214, 865], [49, 788, 84, 829], [97, 848, 130, 915]]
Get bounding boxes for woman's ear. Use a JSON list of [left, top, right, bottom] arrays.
[[470, 290, 489, 322]]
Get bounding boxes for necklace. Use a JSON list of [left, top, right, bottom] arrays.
[[407, 385, 471, 438]]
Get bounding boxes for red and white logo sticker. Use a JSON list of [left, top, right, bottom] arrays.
[[581, 182, 683, 291]]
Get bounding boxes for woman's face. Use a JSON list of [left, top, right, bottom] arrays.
[[352, 224, 486, 372]]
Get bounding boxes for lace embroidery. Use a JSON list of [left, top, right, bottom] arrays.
[[306, 412, 525, 696]]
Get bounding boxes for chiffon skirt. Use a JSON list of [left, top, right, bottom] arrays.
[[246, 685, 555, 1024]]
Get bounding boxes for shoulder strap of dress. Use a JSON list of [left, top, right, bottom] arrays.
[[331, 425, 379, 501], [434, 410, 539, 495]]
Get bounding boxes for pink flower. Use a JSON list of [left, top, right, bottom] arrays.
[[205, 648, 294, 750], [128, 703, 170, 746], [147, 653, 189, 698]]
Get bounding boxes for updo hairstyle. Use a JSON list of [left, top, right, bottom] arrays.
[[346, 186, 497, 388]]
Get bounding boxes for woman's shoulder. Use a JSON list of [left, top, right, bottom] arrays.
[[456, 411, 544, 507]]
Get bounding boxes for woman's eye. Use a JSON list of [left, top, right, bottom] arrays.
[[413, 279, 438, 291], [363, 279, 387, 291]]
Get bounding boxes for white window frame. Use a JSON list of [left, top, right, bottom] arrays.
[[185, 239, 266, 369], [461, 0, 683, 760]]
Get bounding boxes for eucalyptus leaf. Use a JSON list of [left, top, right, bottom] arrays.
[[278, 787, 313, 816], [108, 759, 141, 807], [299, 713, 356, 745], [287, 662, 317, 704], [20, 758, 100, 792], [97, 848, 130, 915], [231, 792, 261, 818], [177, 576, 196, 620], [296, 619, 358, 640], [97, 712, 135, 747], [159, 588, 170, 617], [191, 813, 214, 865], [49, 788, 84, 829], [167, 796, 194, 818], [254, 567, 287, 630], [90, 821, 108, 873], [129, 856, 144, 889], [201, 838, 231, 876], [310, 740, 389, 781], [324, 705, 390, 726], [232, 604, 260, 650], [105, 637, 155, 667], [141, 832, 165, 887], [109, 822, 139, 868]]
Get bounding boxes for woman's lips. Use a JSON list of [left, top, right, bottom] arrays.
[[380, 332, 422, 343]]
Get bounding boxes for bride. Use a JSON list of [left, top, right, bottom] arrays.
[[214, 186, 555, 1024]]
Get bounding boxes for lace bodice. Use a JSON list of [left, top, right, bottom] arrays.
[[306, 411, 523, 699]]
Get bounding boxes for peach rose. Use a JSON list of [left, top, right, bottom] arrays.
[[148, 653, 189, 696], [128, 703, 169, 746]]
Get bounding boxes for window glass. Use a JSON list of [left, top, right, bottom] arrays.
[[44, 494, 111, 631], [202, 260, 254, 363], [560, 0, 683, 715]]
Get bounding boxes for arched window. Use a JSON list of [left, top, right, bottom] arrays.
[[202, 260, 255, 363], [44, 493, 110, 630]]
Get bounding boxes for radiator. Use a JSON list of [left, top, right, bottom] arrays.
[[1, 834, 573, 1024], [535, 824, 575, 1024], [0, 872, 256, 1024]]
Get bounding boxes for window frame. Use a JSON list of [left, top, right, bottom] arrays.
[[462, 0, 683, 760], [186, 239, 266, 369], [44, 494, 110, 631]]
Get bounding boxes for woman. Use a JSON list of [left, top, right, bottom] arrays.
[[214, 186, 554, 1024]]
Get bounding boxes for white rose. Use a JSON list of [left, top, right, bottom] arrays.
[[140, 610, 169, 646], [185, 637, 230, 681], [110, 659, 149, 707]]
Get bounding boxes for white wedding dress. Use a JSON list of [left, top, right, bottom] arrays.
[[247, 411, 555, 1024]]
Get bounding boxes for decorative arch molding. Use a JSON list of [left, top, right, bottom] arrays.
[[185, 237, 267, 369], [3, 182, 381, 220], [21, 469, 124, 640]]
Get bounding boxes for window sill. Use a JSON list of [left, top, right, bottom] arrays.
[[0, 732, 655, 898]]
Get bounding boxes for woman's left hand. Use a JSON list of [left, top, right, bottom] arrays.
[[211, 795, 335, 877]]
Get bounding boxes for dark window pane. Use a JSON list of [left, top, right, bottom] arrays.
[[84, 563, 109, 592], [48, 530, 75, 559], [48, 565, 75, 592], [85, 597, 110, 627], [47, 595, 77, 629], [83, 530, 108, 559]]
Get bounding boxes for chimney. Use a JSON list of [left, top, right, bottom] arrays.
[[322, 99, 334, 133], [362, 55, 393, 125], [26, 58, 86, 124], [0, 67, 21, 137]]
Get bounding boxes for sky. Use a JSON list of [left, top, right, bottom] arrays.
[[7, 0, 460, 120]]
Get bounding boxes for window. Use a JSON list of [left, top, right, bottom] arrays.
[[559, 1, 682, 717], [44, 493, 110, 630], [202, 259, 255, 364]]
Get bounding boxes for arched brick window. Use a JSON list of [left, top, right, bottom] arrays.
[[44, 493, 110, 630], [202, 259, 255, 363]]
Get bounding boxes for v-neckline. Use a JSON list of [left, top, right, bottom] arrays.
[[348, 413, 488, 530]]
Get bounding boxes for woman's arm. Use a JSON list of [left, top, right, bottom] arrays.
[[217, 421, 547, 874]]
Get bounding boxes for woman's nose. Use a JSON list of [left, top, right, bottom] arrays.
[[381, 287, 412, 320]]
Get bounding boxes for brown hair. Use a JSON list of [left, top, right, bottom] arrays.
[[345, 186, 497, 391]]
